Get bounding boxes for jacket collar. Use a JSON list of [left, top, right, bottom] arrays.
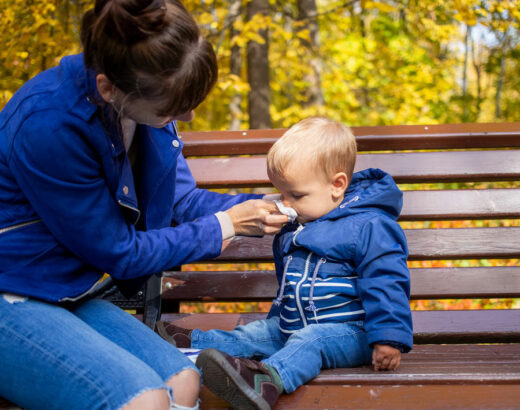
[[132, 122, 183, 211], [59, 53, 99, 122]]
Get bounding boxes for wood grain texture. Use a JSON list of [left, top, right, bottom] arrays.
[[275, 384, 520, 409], [160, 310, 520, 344], [214, 227, 520, 261], [180, 122, 520, 156], [186, 150, 520, 187], [401, 189, 520, 220], [161, 266, 520, 302], [201, 384, 520, 409]]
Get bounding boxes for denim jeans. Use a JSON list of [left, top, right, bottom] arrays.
[[0, 296, 198, 410], [191, 316, 371, 393]]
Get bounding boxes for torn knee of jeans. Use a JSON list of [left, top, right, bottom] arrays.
[[2, 293, 28, 304]]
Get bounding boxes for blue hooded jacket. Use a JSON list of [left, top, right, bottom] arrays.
[[0, 54, 258, 302], [270, 168, 413, 351]]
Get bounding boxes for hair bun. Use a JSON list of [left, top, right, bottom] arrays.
[[95, 0, 168, 45]]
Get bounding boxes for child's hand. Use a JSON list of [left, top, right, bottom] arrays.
[[372, 344, 401, 371]]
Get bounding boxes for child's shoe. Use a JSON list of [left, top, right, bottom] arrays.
[[155, 321, 192, 348], [196, 348, 283, 410]]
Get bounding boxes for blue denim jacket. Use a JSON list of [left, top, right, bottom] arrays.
[[0, 54, 257, 302], [270, 168, 413, 351]]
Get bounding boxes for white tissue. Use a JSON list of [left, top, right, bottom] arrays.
[[274, 200, 298, 222]]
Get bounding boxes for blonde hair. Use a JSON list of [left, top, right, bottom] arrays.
[[267, 117, 357, 182]]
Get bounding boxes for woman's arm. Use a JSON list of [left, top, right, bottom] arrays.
[[171, 154, 262, 224], [9, 111, 223, 280]]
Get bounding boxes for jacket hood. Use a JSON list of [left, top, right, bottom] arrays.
[[278, 168, 403, 258], [319, 168, 402, 222]]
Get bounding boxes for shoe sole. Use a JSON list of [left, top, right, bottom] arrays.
[[196, 349, 271, 410], [155, 321, 176, 346]]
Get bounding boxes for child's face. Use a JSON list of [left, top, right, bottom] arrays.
[[269, 162, 347, 224]]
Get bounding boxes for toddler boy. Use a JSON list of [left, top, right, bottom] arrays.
[[157, 117, 413, 410]]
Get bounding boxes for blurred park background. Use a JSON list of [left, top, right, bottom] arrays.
[[1, 0, 518, 313], [1, 0, 520, 128]]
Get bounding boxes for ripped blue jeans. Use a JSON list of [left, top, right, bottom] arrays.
[[191, 316, 371, 393], [0, 295, 198, 410]]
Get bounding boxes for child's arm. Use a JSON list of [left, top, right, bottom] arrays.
[[354, 216, 414, 354]]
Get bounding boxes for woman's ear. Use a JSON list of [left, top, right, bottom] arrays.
[[96, 74, 117, 103], [331, 172, 348, 200]]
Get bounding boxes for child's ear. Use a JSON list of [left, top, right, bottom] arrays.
[[331, 172, 348, 200]]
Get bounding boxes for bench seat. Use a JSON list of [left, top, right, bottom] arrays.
[[196, 344, 520, 409], [162, 309, 520, 344]]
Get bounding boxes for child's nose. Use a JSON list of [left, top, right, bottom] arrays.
[[282, 198, 291, 207]]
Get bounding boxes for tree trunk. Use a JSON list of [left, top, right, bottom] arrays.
[[461, 25, 470, 122], [229, 0, 242, 130], [495, 54, 505, 120], [470, 32, 482, 120], [247, 0, 271, 129], [297, 0, 324, 107]]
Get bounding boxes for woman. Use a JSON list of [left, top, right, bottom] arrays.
[[0, 0, 286, 409]]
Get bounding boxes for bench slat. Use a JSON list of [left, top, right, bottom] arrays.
[[402, 189, 520, 220], [161, 309, 520, 344], [215, 227, 520, 261], [312, 345, 520, 384], [274, 384, 520, 410], [200, 344, 520, 408], [187, 150, 520, 187], [180, 122, 520, 156], [162, 266, 520, 301]]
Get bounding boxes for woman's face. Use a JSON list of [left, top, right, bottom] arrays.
[[95, 74, 195, 127], [118, 97, 195, 128]]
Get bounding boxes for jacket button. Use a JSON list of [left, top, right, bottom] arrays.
[[172, 140, 180, 148], [123, 186, 129, 195]]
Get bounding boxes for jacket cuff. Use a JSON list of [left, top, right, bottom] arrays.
[[372, 340, 410, 353], [367, 329, 413, 352], [215, 211, 235, 240]]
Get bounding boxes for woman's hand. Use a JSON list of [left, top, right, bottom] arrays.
[[226, 199, 289, 236], [372, 344, 401, 371]]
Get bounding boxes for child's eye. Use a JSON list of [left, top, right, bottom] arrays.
[[292, 193, 305, 199]]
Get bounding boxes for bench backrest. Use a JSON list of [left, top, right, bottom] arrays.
[[161, 122, 520, 344]]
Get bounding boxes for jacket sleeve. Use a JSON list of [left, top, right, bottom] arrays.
[[8, 111, 223, 280], [171, 154, 262, 224], [354, 215, 413, 351]]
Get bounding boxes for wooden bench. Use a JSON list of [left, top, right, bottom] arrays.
[[2, 122, 520, 409], [163, 122, 520, 408]]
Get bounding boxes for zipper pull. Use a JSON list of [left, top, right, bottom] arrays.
[[292, 224, 305, 246]]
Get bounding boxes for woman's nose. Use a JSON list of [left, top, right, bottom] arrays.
[[175, 110, 195, 122]]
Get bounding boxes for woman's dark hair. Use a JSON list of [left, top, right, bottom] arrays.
[[81, 0, 217, 116]]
